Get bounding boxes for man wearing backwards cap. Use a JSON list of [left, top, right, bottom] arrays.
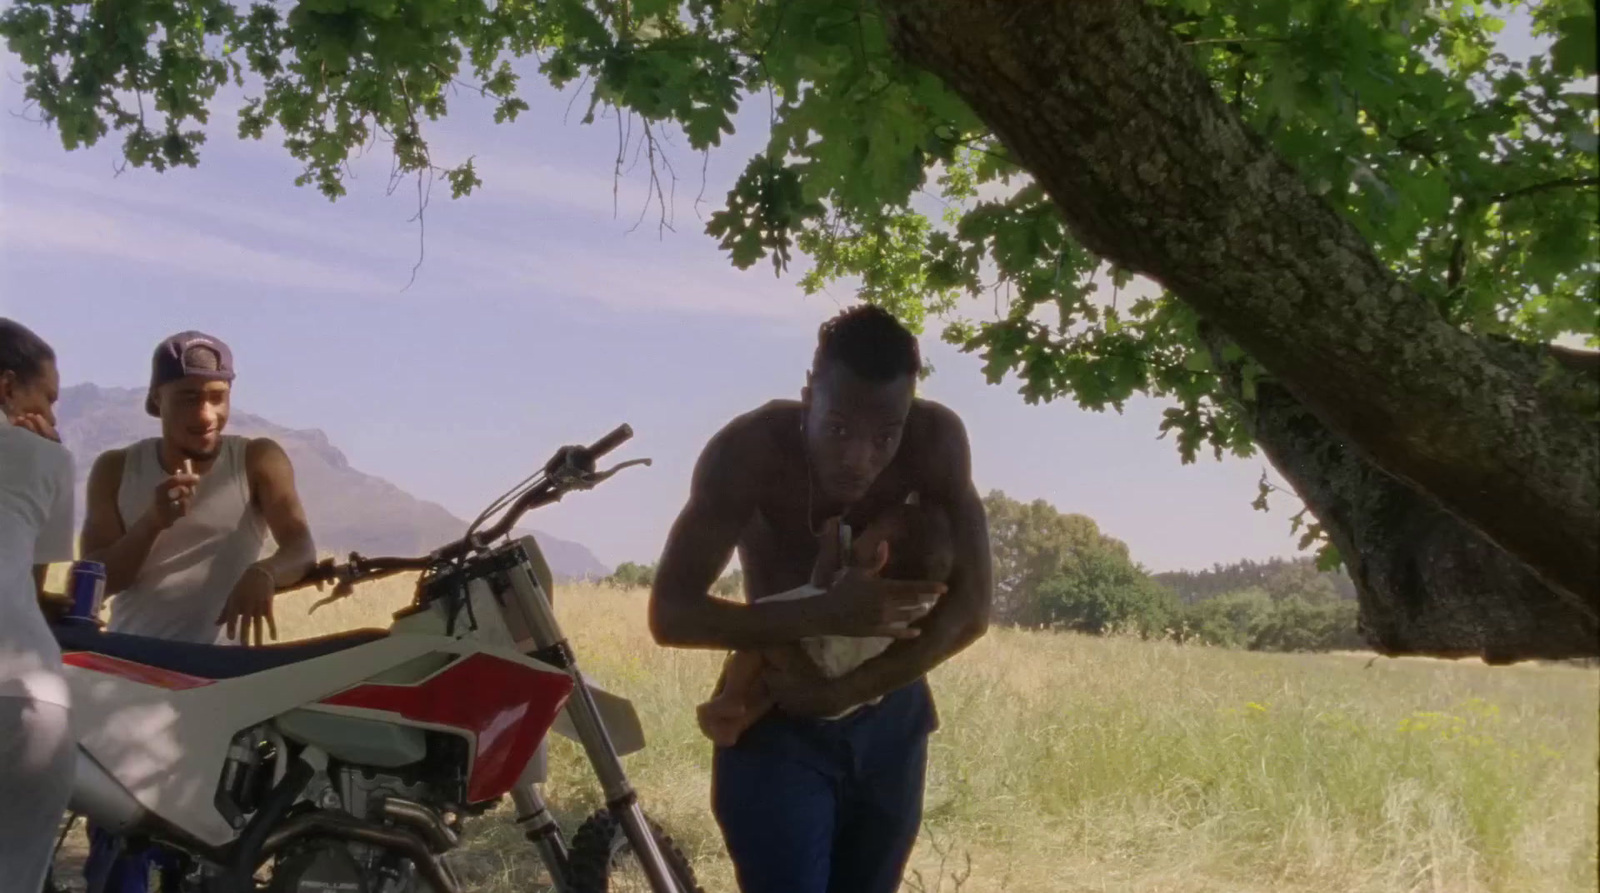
[[78, 331, 320, 890], [81, 330, 317, 646]]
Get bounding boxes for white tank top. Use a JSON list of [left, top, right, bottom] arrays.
[[109, 435, 268, 644]]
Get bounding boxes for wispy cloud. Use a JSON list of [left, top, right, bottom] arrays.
[[414, 217, 833, 323], [2, 162, 418, 268], [0, 156, 832, 322], [0, 200, 388, 295], [0, 85, 835, 322]]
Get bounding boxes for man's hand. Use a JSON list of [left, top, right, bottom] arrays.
[[218, 564, 278, 646], [762, 661, 857, 718], [11, 412, 60, 443], [145, 472, 201, 531], [804, 516, 943, 639], [809, 570, 942, 638], [696, 696, 754, 747]]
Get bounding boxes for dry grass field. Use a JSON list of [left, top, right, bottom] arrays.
[[260, 575, 1599, 893]]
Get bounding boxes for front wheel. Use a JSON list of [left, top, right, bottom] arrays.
[[565, 808, 703, 893]]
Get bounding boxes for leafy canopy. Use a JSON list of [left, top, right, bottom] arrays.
[[4, 0, 1595, 551]]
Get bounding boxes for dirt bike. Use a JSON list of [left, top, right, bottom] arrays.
[[49, 424, 702, 893]]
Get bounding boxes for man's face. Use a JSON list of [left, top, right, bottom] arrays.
[[803, 363, 915, 503], [0, 359, 60, 426], [157, 377, 231, 460]]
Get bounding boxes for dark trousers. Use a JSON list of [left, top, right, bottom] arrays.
[[84, 824, 182, 893], [711, 679, 938, 893]]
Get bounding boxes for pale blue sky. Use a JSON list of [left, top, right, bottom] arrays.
[[10, 20, 1548, 573]]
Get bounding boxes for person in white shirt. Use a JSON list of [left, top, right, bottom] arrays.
[[0, 318, 77, 893]]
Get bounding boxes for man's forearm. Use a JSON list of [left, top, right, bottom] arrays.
[[836, 607, 987, 704], [88, 515, 164, 594], [257, 531, 316, 589], [651, 591, 826, 650]]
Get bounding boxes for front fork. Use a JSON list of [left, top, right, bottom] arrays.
[[510, 783, 572, 892], [506, 560, 684, 893]]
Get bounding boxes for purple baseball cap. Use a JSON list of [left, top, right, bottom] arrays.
[[146, 330, 235, 417]]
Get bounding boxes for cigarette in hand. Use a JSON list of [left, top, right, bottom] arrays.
[[168, 460, 196, 500]]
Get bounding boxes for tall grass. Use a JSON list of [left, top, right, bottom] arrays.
[[276, 579, 1598, 893]]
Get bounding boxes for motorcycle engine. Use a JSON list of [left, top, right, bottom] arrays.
[[267, 769, 449, 893], [267, 836, 441, 893], [268, 840, 368, 893]]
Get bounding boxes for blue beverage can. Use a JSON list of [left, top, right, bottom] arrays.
[[66, 560, 107, 625]]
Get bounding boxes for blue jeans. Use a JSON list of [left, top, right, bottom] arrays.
[[711, 679, 939, 893], [85, 824, 183, 893]]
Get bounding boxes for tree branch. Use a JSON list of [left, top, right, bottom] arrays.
[[1490, 176, 1599, 204], [1446, 236, 1465, 293], [1181, 36, 1287, 49], [878, 0, 1598, 606]]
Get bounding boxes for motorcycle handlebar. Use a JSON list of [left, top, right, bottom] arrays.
[[297, 559, 338, 588], [586, 423, 633, 462], [293, 555, 429, 591], [302, 423, 638, 582]]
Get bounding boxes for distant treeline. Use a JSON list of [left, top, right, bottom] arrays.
[[1153, 557, 1357, 605], [982, 491, 1366, 653], [600, 491, 1369, 654]]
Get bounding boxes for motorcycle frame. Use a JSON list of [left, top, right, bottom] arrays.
[[448, 535, 685, 893], [60, 534, 684, 893]]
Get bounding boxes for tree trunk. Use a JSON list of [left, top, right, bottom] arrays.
[[1247, 377, 1597, 662], [1195, 324, 1599, 660], [877, 0, 1600, 614]]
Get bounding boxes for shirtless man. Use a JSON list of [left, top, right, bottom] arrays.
[[650, 305, 993, 893], [696, 503, 955, 746]]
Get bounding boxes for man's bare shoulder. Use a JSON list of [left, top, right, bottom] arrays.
[[82, 449, 129, 531], [736, 399, 803, 430], [709, 400, 798, 456], [244, 438, 299, 494], [244, 436, 291, 465], [909, 398, 968, 444], [907, 398, 972, 484], [693, 400, 798, 495], [87, 447, 129, 483]]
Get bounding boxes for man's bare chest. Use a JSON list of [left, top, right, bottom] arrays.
[[736, 472, 920, 599]]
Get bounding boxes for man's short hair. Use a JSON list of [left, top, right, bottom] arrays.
[[0, 318, 56, 384], [812, 304, 921, 382]]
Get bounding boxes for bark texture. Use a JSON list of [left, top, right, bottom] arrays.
[[1198, 324, 1600, 660], [1247, 377, 1598, 662], [877, 0, 1600, 615]]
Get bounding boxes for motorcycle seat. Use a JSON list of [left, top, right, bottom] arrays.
[[53, 623, 390, 681]]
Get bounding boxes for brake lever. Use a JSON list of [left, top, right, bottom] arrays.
[[307, 557, 360, 614], [307, 585, 351, 615], [308, 578, 355, 614], [572, 457, 653, 490]]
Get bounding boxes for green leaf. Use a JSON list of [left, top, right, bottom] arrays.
[[1551, 12, 1598, 77], [3, 0, 1592, 572], [446, 158, 482, 198]]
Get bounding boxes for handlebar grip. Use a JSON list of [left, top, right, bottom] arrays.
[[586, 423, 633, 460], [282, 558, 338, 592]]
